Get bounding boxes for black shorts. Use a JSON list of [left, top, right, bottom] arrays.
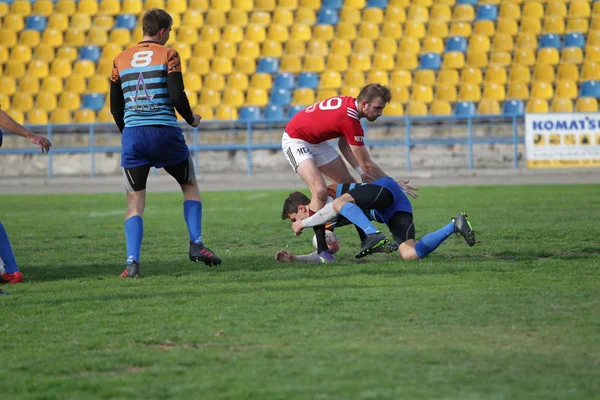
[[123, 156, 195, 192]]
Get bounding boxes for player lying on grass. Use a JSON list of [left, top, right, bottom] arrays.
[[277, 176, 476, 264], [0, 107, 52, 284]]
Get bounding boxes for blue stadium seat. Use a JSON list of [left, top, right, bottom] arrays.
[[270, 88, 292, 106], [115, 14, 137, 30], [366, 0, 388, 7], [257, 57, 279, 74], [446, 37, 468, 53], [502, 100, 525, 115], [79, 45, 101, 62], [456, 0, 478, 5], [475, 5, 498, 21], [25, 16, 47, 32], [264, 104, 284, 121], [297, 72, 319, 89], [564, 33, 585, 49], [239, 106, 261, 121], [274, 73, 295, 90], [82, 93, 105, 112], [288, 105, 305, 119], [454, 101, 477, 116], [539, 34, 561, 49], [317, 8, 338, 25], [418, 53, 441, 70], [322, 0, 343, 9], [580, 80, 600, 97]]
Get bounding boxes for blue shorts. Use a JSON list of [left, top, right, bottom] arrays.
[[0, 129, 3, 148], [372, 176, 413, 224], [121, 125, 190, 169]]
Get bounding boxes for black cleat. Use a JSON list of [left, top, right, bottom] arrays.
[[189, 242, 222, 266], [355, 232, 389, 259], [120, 261, 141, 278], [372, 240, 399, 254], [453, 212, 476, 246]]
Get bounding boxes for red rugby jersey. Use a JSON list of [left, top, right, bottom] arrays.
[[285, 96, 365, 146]]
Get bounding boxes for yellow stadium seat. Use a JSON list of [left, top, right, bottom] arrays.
[[434, 84, 457, 102], [210, 57, 232, 74], [588, 31, 600, 46], [192, 41, 214, 59], [234, 56, 255, 74], [203, 72, 225, 90], [10, 45, 31, 63], [443, 51, 465, 69], [175, 26, 197, 45], [384, 102, 404, 116], [466, 51, 488, 68], [0, 45, 7, 64], [73, 109, 96, 124], [285, 39, 306, 56], [569, 0, 591, 19], [474, 20, 495, 37], [469, 34, 490, 53], [86, 28, 108, 47], [88, 75, 110, 94], [431, 4, 451, 22], [458, 83, 481, 102], [538, 48, 560, 66], [222, 88, 245, 107], [206, 10, 227, 26], [7, 109, 25, 124], [341, 85, 360, 97], [261, 40, 282, 57], [223, 72, 246, 92], [461, 66, 483, 84], [550, 98, 573, 113], [20, 30, 41, 48], [405, 21, 426, 39], [34, 91, 57, 111], [231, 0, 252, 10], [74, 60, 95, 78], [319, 71, 342, 90], [484, 65, 507, 85], [26, 60, 49, 79], [555, 80, 578, 99], [267, 24, 289, 42], [509, 65, 531, 84], [200, 26, 221, 43], [411, 84, 433, 103], [380, 23, 402, 41], [400, 37, 420, 54], [300, 0, 320, 9], [585, 46, 600, 63], [98, 0, 120, 15], [407, 5, 428, 23], [0, 77, 16, 95], [396, 52, 418, 70], [64, 29, 86, 47], [340, 7, 361, 24], [495, 18, 519, 36], [477, 99, 501, 115], [166, 0, 186, 14], [95, 58, 115, 75], [453, 4, 474, 22], [515, 49, 537, 66], [358, 22, 379, 40], [489, 51, 512, 67], [544, 16, 565, 34], [199, 89, 221, 106], [122, 0, 142, 13], [130, 27, 143, 44], [414, 70, 436, 87], [144, 0, 165, 9], [41, 76, 63, 95], [49, 108, 72, 124], [575, 97, 599, 112], [32, 44, 55, 63], [343, 70, 365, 87], [376, 37, 398, 55], [367, 69, 388, 86], [65, 75, 86, 94], [188, 57, 209, 75], [171, 43, 191, 63], [390, 69, 412, 89], [531, 81, 554, 100], [482, 82, 505, 101], [41, 29, 63, 47], [292, 88, 315, 106], [249, 12, 271, 27], [345, 0, 366, 7], [326, 54, 348, 72], [547, 1, 567, 18], [437, 69, 459, 86], [354, 38, 375, 55], [406, 101, 428, 116], [12, 93, 34, 112], [422, 36, 444, 53], [182, 10, 204, 28], [567, 18, 589, 34], [499, 2, 520, 19], [523, 1, 544, 19], [430, 100, 452, 116], [4, 14, 24, 31], [214, 105, 236, 121], [373, 53, 394, 71], [363, 7, 384, 24], [28, 109, 49, 125], [516, 33, 538, 50], [57, 46, 78, 62], [10, 0, 31, 15], [349, 54, 371, 72], [273, 9, 293, 26], [216, 41, 237, 59], [493, 33, 514, 52], [5, 60, 25, 79], [0, 93, 11, 109], [93, 14, 114, 30], [280, 55, 302, 73], [329, 39, 350, 57], [449, 22, 472, 37], [557, 63, 579, 82], [77, 0, 98, 14], [249, 73, 272, 90], [316, 89, 338, 101], [385, 6, 406, 23], [278, 0, 298, 9], [313, 25, 333, 41], [55, 0, 75, 15], [96, 107, 113, 123], [33, 0, 54, 16]]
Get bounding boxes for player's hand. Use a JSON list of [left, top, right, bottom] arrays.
[[275, 250, 295, 262], [397, 180, 419, 199], [291, 220, 304, 236], [190, 113, 202, 127], [27, 132, 52, 154], [360, 172, 376, 183]]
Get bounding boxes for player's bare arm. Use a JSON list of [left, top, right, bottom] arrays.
[[349, 144, 387, 181], [0, 110, 51, 153]]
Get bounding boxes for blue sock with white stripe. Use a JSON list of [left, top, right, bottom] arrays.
[[0, 222, 19, 274], [184, 200, 203, 244], [339, 203, 379, 235], [125, 216, 143, 264], [414, 221, 455, 259]]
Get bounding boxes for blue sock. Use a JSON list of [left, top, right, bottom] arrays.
[[415, 221, 455, 259], [184, 200, 202, 244], [0, 222, 19, 274], [339, 203, 378, 235], [125, 216, 143, 264]]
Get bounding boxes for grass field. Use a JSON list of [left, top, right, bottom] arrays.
[[1, 184, 599, 400]]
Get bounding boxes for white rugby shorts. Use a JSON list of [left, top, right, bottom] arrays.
[[281, 132, 340, 172]]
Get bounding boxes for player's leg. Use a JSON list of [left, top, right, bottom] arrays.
[[0, 221, 23, 283], [121, 165, 151, 278], [164, 157, 221, 266]]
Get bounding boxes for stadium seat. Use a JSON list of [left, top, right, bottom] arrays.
[[288, 105, 306, 119], [292, 88, 316, 105], [263, 104, 284, 121], [343, 69, 365, 88], [567, 19, 587, 34], [41, 76, 63, 95], [499, 2, 520, 20], [434, 84, 457, 102], [270, 88, 292, 106], [411, 84, 433, 103], [405, 21, 426, 39], [496, 17, 518, 36], [49, 108, 72, 124], [73, 108, 96, 124], [405, 101, 428, 116], [77, 0, 98, 15], [476, 4, 498, 21], [429, 100, 452, 116], [390, 86, 409, 104], [383, 101, 403, 116], [33, 1, 53, 17], [531, 81, 554, 100], [86, 28, 108, 47], [239, 106, 261, 121], [581, 62, 600, 82], [422, 37, 444, 54], [122, 0, 142, 14], [538, 48, 560, 66], [325, 54, 348, 72], [543, 16, 565, 34], [256, 57, 279, 74], [188, 58, 210, 76], [28, 108, 49, 125], [453, 4, 475, 22], [446, 36, 468, 53], [565, 33, 586, 49], [550, 98, 573, 113], [373, 53, 394, 71], [437, 69, 458, 86], [492, 33, 514, 53], [503, 99, 525, 115], [484, 65, 507, 85], [355, 38, 375, 55], [115, 14, 137, 30], [6, 110, 25, 125], [79, 45, 101, 62], [575, 97, 599, 112], [430, 4, 451, 22], [556, 80, 578, 99], [396, 52, 419, 70], [469, 34, 491, 53], [509, 64, 531, 84], [516, 33, 538, 50], [25, 16, 47, 31], [580, 80, 600, 97], [534, 63, 556, 82], [461, 67, 482, 84], [473, 20, 495, 37], [199, 89, 221, 106], [419, 53, 441, 70], [454, 101, 476, 116], [320, 71, 342, 89], [539, 34, 561, 49], [340, 6, 361, 24], [298, 72, 319, 89], [489, 51, 512, 67], [407, 5, 428, 23], [318, 8, 338, 25], [570, 0, 591, 19], [222, 88, 245, 107], [88, 75, 110, 94], [382, 21, 403, 40], [10, 45, 32, 63], [249, 73, 272, 90], [216, 41, 237, 59], [82, 94, 105, 112], [514, 49, 536, 67], [0, 77, 16, 96], [414, 69, 436, 87], [64, 28, 86, 47], [5, 60, 26, 79], [458, 83, 481, 102], [557, 63, 580, 82], [477, 99, 501, 115], [19, 30, 41, 48], [442, 51, 465, 69], [12, 93, 34, 112], [507, 83, 530, 100], [349, 54, 371, 72], [482, 82, 505, 101], [26, 59, 49, 79], [203, 73, 225, 90], [54, 0, 75, 16]]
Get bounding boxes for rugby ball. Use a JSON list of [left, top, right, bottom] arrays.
[[312, 230, 340, 254]]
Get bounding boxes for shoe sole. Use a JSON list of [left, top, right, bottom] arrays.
[[456, 213, 476, 247], [191, 257, 222, 267], [355, 237, 389, 259]]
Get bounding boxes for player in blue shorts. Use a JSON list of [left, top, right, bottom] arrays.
[[110, 8, 220, 278], [0, 107, 52, 286], [277, 177, 476, 263]]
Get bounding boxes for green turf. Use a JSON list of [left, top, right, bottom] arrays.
[[1, 185, 599, 400]]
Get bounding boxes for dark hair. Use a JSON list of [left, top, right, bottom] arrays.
[[142, 8, 173, 36], [357, 83, 392, 104], [281, 191, 310, 220]]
